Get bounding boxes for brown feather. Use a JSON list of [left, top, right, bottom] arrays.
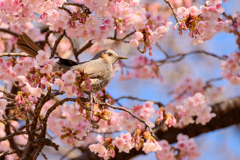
[[16, 32, 41, 57]]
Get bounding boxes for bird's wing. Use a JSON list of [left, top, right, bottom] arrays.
[[16, 32, 41, 57], [58, 57, 79, 66], [71, 61, 108, 79]]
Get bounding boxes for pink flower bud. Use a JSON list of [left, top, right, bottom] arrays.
[[130, 39, 139, 48], [134, 32, 143, 40]]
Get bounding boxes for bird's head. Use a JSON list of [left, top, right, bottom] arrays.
[[93, 49, 128, 65]]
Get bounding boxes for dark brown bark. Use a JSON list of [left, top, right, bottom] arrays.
[[72, 96, 240, 160]]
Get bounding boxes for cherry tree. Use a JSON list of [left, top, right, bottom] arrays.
[[0, 0, 240, 160]]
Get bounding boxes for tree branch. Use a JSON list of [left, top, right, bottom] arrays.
[[75, 40, 93, 62], [0, 28, 19, 37], [163, 0, 179, 24], [51, 32, 66, 58], [0, 52, 30, 57]]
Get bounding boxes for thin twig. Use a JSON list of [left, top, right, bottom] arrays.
[[60, 147, 76, 160], [107, 30, 136, 43], [115, 96, 164, 107], [163, 0, 179, 24], [0, 150, 17, 157], [0, 28, 19, 37], [0, 52, 30, 57], [0, 130, 27, 142], [41, 152, 48, 160], [124, 50, 226, 69], [59, 6, 72, 15], [156, 42, 169, 58], [51, 32, 66, 58], [100, 102, 155, 137], [75, 40, 93, 62]]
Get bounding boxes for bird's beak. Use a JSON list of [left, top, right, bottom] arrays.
[[119, 56, 128, 59]]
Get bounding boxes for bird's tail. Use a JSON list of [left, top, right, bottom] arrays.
[[16, 32, 41, 57]]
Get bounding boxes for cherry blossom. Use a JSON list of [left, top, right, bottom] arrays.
[[220, 52, 240, 85]]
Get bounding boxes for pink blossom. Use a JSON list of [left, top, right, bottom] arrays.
[[130, 39, 139, 47], [40, 64, 53, 74], [121, 132, 132, 142], [13, 64, 27, 76], [41, 77, 53, 89], [112, 137, 125, 152], [142, 141, 161, 153], [134, 32, 143, 40], [96, 134, 104, 143], [61, 70, 76, 84], [54, 78, 64, 87], [0, 99, 7, 111], [36, 50, 51, 66]]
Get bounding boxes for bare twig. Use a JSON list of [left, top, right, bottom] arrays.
[[65, 34, 77, 54], [59, 6, 72, 15], [124, 50, 226, 69], [0, 150, 17, 157], [44, 30, 53, 49], [51, 32, 66, 58], [99, 102, 156, 138], [156, 42, 169, 58], [107, 30, 136, 43], [41, 152, 48, 160], [75, 40, 93, 62], [0, 28, 19, 37], [206, 77, 223, 85], [122, 30, 136, 40], [0, 52, 30, 57], [60, 147, 76, 160], [0, 89, 16, 98], [163, 0, 179, 24], [157, 50, 226, 63], [115, 96, 164, 107]]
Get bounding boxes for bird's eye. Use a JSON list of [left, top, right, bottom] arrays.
[[108, 53, 113, 56]]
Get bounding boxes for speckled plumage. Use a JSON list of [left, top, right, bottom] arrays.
[[17, 33, 128, 92]]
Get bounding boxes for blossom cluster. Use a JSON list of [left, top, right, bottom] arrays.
[[165, 76, 222, 127], [119, 55, 162, 81], [91, 101, 156, 134], [0, 0, 172, 56], [167, 92, 216, 127], [175, 0, 232, 45], [47, 101, 94, 146], [156, 134, 201, 160], [0, 0, 65, 25], [220, 52, 240, 85], [89, 128, 161, 160], [156, 107, 177, 128]]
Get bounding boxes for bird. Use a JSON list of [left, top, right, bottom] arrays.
[[16, 32, 128, 92]]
